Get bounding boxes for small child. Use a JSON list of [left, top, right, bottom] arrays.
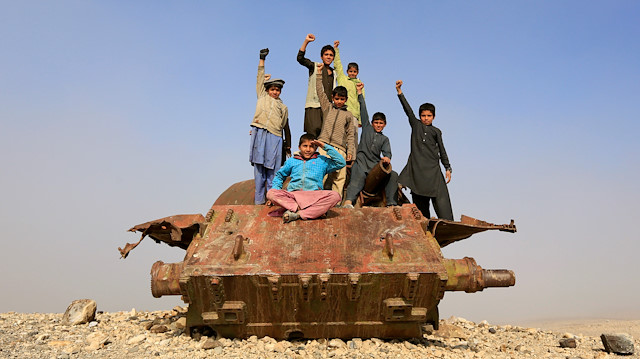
[[297, 34, 335, 138], [249, 48, 291, 205], [333, 40, 363, 126], [267, 134, 346, 223], [343, 82, 398, 208], [315, 63, 356, 196], [395, 80, 454, 220]]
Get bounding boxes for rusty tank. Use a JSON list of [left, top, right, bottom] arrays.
[[119, 179, 517, 340]]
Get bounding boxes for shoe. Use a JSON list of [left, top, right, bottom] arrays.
[[342, 204, 354, 209], [283, 210, 301, 223]]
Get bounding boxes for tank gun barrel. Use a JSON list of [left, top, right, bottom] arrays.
[[444, 257, 515, 293], [151, 261, 184, 298]]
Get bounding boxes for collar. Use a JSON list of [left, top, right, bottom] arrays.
[[333, 104, 348, 110], [294, 152, 319, 160]]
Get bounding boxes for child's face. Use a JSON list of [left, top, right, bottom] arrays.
[[267, 86, 281, 99], [372, 119, 386, 133], [420, 110, 434, 126], [321, 50, 335, 65], [332, 94, 347, 108], [347, 67, 359, 79], [299, 140, 318, 160]]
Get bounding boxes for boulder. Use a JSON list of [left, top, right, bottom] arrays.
[[62, 299, 97, 325], [601, 333, 634, 355]]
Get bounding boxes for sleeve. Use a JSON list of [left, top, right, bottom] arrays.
[[272, 160, 293, 190], [345, 115, 356, 158], [257, 65, 266, 98], [436, 130, 452, 172], [358, 94, 370, 130], [323, 144, 346, 173], [398, 93, 418, 127], [297, 50, 315, 76], [381, 137, 392, 159], [316, 70, 331, 113], [283, 119, 291, 150], [334, 48, 346, 83]]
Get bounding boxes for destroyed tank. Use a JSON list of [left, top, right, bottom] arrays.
[[119, 178, 516, 340]]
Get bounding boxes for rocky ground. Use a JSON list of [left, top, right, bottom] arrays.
[[0, 307, 637, 359]]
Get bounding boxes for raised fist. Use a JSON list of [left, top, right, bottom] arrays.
[[395, 80, 403, 90], [356, 82, 364, 93], [259, 48, 269, 60], [333, 40, 340, 48], [305, 34, 315, 42]]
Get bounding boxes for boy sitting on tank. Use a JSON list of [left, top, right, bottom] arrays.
[[343, 82, 398, 208], [267, 134, 345, 223], [395, 80, 453, 220], [315, 63, 356, 197], [249, 48, 291, 205]]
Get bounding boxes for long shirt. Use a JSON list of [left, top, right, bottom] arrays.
[[355, 94, 391, 172], [397, 93, 451, 197], [297, 50, 334, 109], [334, 47, 363, 124]]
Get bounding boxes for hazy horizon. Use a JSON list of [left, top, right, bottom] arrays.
[[1, 1, 638, 324]]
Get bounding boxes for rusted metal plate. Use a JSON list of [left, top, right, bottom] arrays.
[[427, 215, 516, 248], [185, 205, 446, 275], [118, 214, 204, 258], [176, 204, 448, 339]]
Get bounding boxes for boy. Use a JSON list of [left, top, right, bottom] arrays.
[[315, 63, 356, 196], [297, 33, 335, 137], [268, 134, 345, 223], [395, 80, 454, 220], [333, 40, 363, 125], [343, 82, 398, 208], [249, 48, 291, 205]]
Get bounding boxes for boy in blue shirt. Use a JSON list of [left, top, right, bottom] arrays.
[[267, 134, 346, 223]]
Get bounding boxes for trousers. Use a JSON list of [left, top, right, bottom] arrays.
[[267, 189, 341, 220]]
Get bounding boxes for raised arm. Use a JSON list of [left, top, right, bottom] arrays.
[[256, 48, 270, 97], [297, 34, 316, 75], [356, 83, 370, 129], [333, 40, 346, 81], [315, 63, 331, 113], [396, 80, 418, 125], [320, 143, 347, 173]]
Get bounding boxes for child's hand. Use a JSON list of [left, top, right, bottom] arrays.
[[264, 74, 271, 81], [259, 48, 269, 60], [316, 63, 324, 71], [356, 82, 364, 94], [311, 139, 325, 148], [445, 170, 452, 184], [333, 40, 340, 48], [395, 80, 403, 94], [346, 154, 352, 161], [305, 34, 315, 42], [381, 156, 391, 165]]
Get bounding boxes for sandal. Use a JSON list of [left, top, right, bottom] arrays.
[[283, 210, 301, 223]]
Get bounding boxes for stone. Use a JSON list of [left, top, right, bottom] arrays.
[[488, 327, 497, 334], [328, 338, 346, 348], [435, 322, 468, 339], [601, 333, 634, 355], [88, 321, 98, 328], [559, 337, 577, 348], [149, 324, 168, 333], [62, 299, 97, 326], [86, 332, 109, 347], [201, 338, 220, 350], [127, 334, 146, 345]]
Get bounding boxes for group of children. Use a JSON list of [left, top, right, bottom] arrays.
[[249, 34, 454, 223]]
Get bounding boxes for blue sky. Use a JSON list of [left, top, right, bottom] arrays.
[[1, 1, 639, 323]]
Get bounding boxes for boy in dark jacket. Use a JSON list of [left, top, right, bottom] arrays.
[[343, 82, 398, 208], [395, 80, 453, 220]]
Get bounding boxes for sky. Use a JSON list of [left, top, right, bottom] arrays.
[[1, 1, 639, 325]]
